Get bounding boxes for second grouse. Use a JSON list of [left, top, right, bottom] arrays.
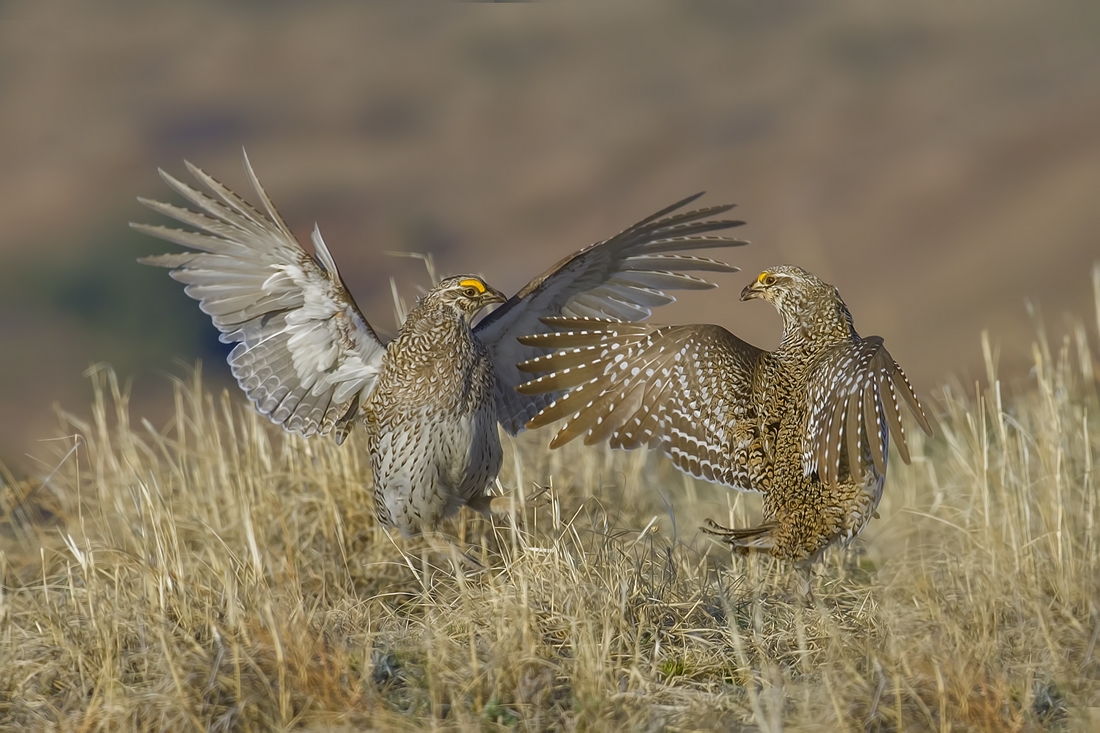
[[517, 265, 932, 563]]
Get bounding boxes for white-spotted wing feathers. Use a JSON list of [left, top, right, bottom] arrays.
[[517, 317, 764, 488], [476, 194, 748, 434], [802, 336, 931, 485]]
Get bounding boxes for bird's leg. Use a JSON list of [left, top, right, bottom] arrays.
[[498, 483, 552, 511], [448, 542, 489, 574], [791, 562, 815, 603], [466, 493, 497, 516]]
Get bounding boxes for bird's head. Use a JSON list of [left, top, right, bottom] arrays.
[[741, 265, 854, 342], [740, 265, 832, 310], [429, 275, 508, 321]]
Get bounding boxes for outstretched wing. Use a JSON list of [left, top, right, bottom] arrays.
[[803, 337, 932, 486], [475, 194, 747, 434], [516, 317, 766, 490], [133, 152, 386, 443]]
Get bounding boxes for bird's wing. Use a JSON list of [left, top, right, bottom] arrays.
[[133, 153, 386, 443], [474, 193, 747, 434], [516, 317, 766, 490], [803, 337, 933, 486]]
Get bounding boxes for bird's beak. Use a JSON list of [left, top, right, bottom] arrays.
[[740, 281, 763, 301], [476, 287, 508, 316]]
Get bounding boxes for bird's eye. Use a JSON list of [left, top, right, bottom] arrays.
[[762, 275, 776, 286], [464, 287, 480, 298]]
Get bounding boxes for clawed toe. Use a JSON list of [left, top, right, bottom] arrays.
[[700, 518, 777, 553], [475, 484, 552, 518], [702, 518, 735, 536], [524, 484, 552, 507]]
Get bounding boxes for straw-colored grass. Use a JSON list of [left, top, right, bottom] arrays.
[[2, 267, 1099, 731]]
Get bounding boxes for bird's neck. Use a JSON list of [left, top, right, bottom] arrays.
[[776, 300, 857, 360], [398, 304, 473, 347]]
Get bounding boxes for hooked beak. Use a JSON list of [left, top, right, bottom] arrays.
[[476, 286, 509, 317], [740, 281, 763, 302]]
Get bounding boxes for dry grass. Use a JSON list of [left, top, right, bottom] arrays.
[[2, 269, 1100, 731]]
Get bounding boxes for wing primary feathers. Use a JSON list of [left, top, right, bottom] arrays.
[[600, 379, 649, 447], [634, 233, 748, 254], [632, 207, 741, 236], [863, 383, 886, 474], [890, 364, 933, 436], [821, 391, 841, 486], [880, 372, 911, 464], [544, 379, 601, 446], [134, 198, 244, 242], [621, 254, 740, 273], [134, 156, 387, 440], [310, 225, 340, 277], [517, 345, 600, 374], [179, 162, 271, 232], [629, 192, 708, 228], [845, 391, 862, 483], [241, 148, 293, 236]]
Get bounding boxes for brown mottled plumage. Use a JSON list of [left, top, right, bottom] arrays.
[[359, 275, 507, 531], [133, 152, 748, 534], [517, 265, 932, 563]]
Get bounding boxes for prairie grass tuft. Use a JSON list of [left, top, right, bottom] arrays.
[[1, 266, 1099, 731]]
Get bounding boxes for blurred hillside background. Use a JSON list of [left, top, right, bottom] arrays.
[[1, 1, 1098, 472]]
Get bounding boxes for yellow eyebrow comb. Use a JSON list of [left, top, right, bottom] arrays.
[[459, 278, 487, 293]]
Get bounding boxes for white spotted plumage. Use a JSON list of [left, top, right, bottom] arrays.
[[518, 266, 932, 562]]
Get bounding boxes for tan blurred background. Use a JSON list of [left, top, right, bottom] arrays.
[[1, 1, 1099, 473]]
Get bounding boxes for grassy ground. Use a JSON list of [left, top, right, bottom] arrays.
[[1, 270, 1099, 731]]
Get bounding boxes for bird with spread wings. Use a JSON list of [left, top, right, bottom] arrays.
[[516, 265, 932, 564], [133, 153, 747, 534]]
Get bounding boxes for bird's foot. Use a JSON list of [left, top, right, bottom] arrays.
[[469, 484, 551, 518], [701, 517, 735, 536], [514, 483, 552, 508], [701, 518, 777, 554]]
